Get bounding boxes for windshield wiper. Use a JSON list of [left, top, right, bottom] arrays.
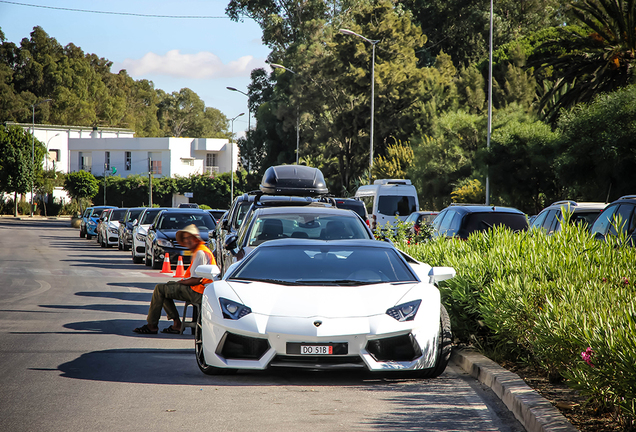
[[229, 277, 299, 286], [294, 279, 376, 286]]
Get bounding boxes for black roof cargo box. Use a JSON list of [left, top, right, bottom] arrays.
[[260, 165, 329, 196]]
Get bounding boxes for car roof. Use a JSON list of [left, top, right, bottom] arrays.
[[258, 238, 390, 249], [157, 208, 209, 214], [544, 201, 607, 210], [252, 206, 359, 217], [446, 205, 525, 214]]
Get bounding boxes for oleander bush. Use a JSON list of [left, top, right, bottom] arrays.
[[400, 223, 636, 429]]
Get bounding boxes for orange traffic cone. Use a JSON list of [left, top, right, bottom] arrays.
[[174, 256, 185, 278], [160, 254, 173, 274]]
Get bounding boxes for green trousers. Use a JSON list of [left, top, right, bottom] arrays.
[[146, 281, 202, 326]]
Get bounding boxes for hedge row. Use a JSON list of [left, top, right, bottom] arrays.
[[399, 225, 636, 428]]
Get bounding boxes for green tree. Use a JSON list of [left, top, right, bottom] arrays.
[[534, 0, 636, 122], [0, 125, 45, 216], [64, 170, 99, 213], [371, 140, 414, 180]]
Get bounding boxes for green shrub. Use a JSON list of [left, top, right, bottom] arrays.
[[403, 223, 636, 427]]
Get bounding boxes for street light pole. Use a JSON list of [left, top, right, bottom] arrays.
[[270, 63, 301, 164], [31, 98, 53, 217], [229, 112, 245, 203], [226, 87, 251, 132], [485, 0, 493, 206], [45, 133, 61, 171], [339, 29, 380, 185]]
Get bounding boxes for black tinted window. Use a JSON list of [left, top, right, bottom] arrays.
[[126, 209, 143, 222], [377, 196, 417, 216], [157, 212, 216, 230], [111, 209, 127, 220], [463, 212, 528, 233], [141, 209, 162, 225]]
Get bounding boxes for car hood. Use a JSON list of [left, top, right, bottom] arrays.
[[225, 281, 418, 318]]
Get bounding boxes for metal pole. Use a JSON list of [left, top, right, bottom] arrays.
[[148, 156, 153, 207], [486, 0, 493, 206], [104, 163, 107, 205], [370, 42, 376, 184], [231, 121, 234, 203], [296, 105, 300, 164], [31, 105, 35, 217]]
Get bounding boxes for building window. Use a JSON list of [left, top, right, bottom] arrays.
[[206, 153, 217, 167], [181, 158, 194, 166], [149, 152, 162, 175], [125, 151, 131, 171], [105, 151, 110, 171], [79, 152, 92, 172], [49, 149, 60, 162]]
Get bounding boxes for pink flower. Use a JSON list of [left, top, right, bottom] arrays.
[[581, 347, 595, 367], [623, 277, 630, 285], [602, 277, 607, 282]]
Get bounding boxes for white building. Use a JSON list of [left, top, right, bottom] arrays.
[[68, 137, 238, 178], [7, 122, 135, 173]]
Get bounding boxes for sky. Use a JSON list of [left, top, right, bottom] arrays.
[[0, 0, 270, 133]]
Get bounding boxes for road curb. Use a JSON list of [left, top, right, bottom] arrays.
[[451, 348, 578, 432]]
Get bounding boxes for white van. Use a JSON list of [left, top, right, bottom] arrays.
[[355, 179, 419, 229]]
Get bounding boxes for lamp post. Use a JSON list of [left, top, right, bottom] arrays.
[[31, 98, 53, 217], [230, 112, 245, 203], [45, 133, 61, 171], [270, 63, 301, 165], [485, 0, 493, 205], [339, 29, 379, 185], [226, 87, 251, 132]]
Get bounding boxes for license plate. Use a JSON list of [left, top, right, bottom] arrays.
[[183, 251, 191, 257], [300, 345, 333, 355]]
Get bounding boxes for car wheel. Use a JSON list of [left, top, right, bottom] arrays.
[[132, 247, 143, 264], [144, 252, 151, 266], [80, 228, 85, 238], [86, 234, 92, 240], [412, 305, 452, 379], [195, 315, 236, 376], [100, 234, 106, 248], [151, 250, 162, 270], [118, 239, 122, 250]]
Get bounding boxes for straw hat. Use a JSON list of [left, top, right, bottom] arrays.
[[176, 224, 201, 245]]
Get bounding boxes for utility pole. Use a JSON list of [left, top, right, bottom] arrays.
[[103, 163, 107, 205], [148, 156, 153, 207]]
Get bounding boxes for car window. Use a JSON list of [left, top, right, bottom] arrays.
[[463, 212, 528, 234], [405, 213, 418, 224], [358, 195, 374, 215], [141, 209, 161, 225], [157, 212, 216, 231], [229, 245, 417, 285], [438, 210, 458, 235], [83, 209, 91, 218], [377, 196, 417, 216], [126, 209, 143, 223], [570, 211, 602, 229], [591, 204, 618, 237], [247, 213, 370, 247], [432, 210, 448, 231], [232, 201, 252, 230], [110, 209, 127, 221], [531, 210, 548, 229], [608, 204, 635, 236], [540, 210, 558, 232]]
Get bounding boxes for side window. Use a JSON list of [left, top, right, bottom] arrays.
[[439, 210, 457, 235], [609, 204, 635, 236], [542, 210, 559, 233], [591, 205, 619, 237], [448, 212, 462, 233], [531, 210, 548, 229], [359, 196, 375, 215], [432, 210, 448, 231]]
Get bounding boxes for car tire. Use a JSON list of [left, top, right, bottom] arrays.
[[80, 228, 85, 238], [412, 305, 452, 379], [195, 315, 236, 376], [100, 234, 106, 248], [86, 234, 92, 240], [151, 250, 162, 270], [118, 239, 123, 250], [144, 252, 151, 266]]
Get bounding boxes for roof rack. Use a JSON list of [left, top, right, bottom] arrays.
[[618, 195, 636, 200], [551, 200, 577, 206]]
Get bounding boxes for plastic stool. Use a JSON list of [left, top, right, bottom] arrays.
[[180, 301, 200, 335]]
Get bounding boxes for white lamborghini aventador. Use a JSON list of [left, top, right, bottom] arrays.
[[194, 239, 455, 377]]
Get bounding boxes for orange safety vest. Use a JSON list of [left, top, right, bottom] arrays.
[[185, 243, 216, 294]]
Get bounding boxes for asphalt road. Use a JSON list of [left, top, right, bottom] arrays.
[[0, 219, 526, 432]]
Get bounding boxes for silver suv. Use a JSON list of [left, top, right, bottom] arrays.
[[530, 200, 607, 234]]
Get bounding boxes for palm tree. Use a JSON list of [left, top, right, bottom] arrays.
[[534, 0, 636, 123]]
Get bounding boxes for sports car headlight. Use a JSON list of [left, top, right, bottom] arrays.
[[157, 239, 173, 248], [386, 300, 422, 322], [219, 297, 252, 320], [136, 233, 146, 242], [109, 227, 118, 234]]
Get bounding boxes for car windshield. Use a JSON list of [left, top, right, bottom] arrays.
[[247, 213, 370, 247], [126, 209, 144, 222], [91, 208, 106, 218], [141, 209, 161, 225], [229, 244, 417, 285], [157, 212, 216, 230], [111, 209, 127, 220], [377, 196, 417, 216]]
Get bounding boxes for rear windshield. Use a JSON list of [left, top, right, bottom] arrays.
[[229, 245, 417, 285], [157, 212, 216, 230], [463, 212, 528, 233], [248, 213, 370, 247], [377, 196, 417, 216], [335, 200, 366, 219], [570, 211, 602, 228]]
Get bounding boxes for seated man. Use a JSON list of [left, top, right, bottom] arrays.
[[133, 224, 215, 334]]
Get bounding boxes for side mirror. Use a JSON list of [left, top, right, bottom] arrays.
[[194, 264, 221, 280], [224, 234, 238, 251], [428, 267, 456, 284], [132, 219, 138, 226]]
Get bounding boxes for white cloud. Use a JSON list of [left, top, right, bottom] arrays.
[[113, 50, 267, 79]]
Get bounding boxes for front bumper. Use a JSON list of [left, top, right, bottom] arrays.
[[200, 303, 440, 372], [153, 245, 193, 266]]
